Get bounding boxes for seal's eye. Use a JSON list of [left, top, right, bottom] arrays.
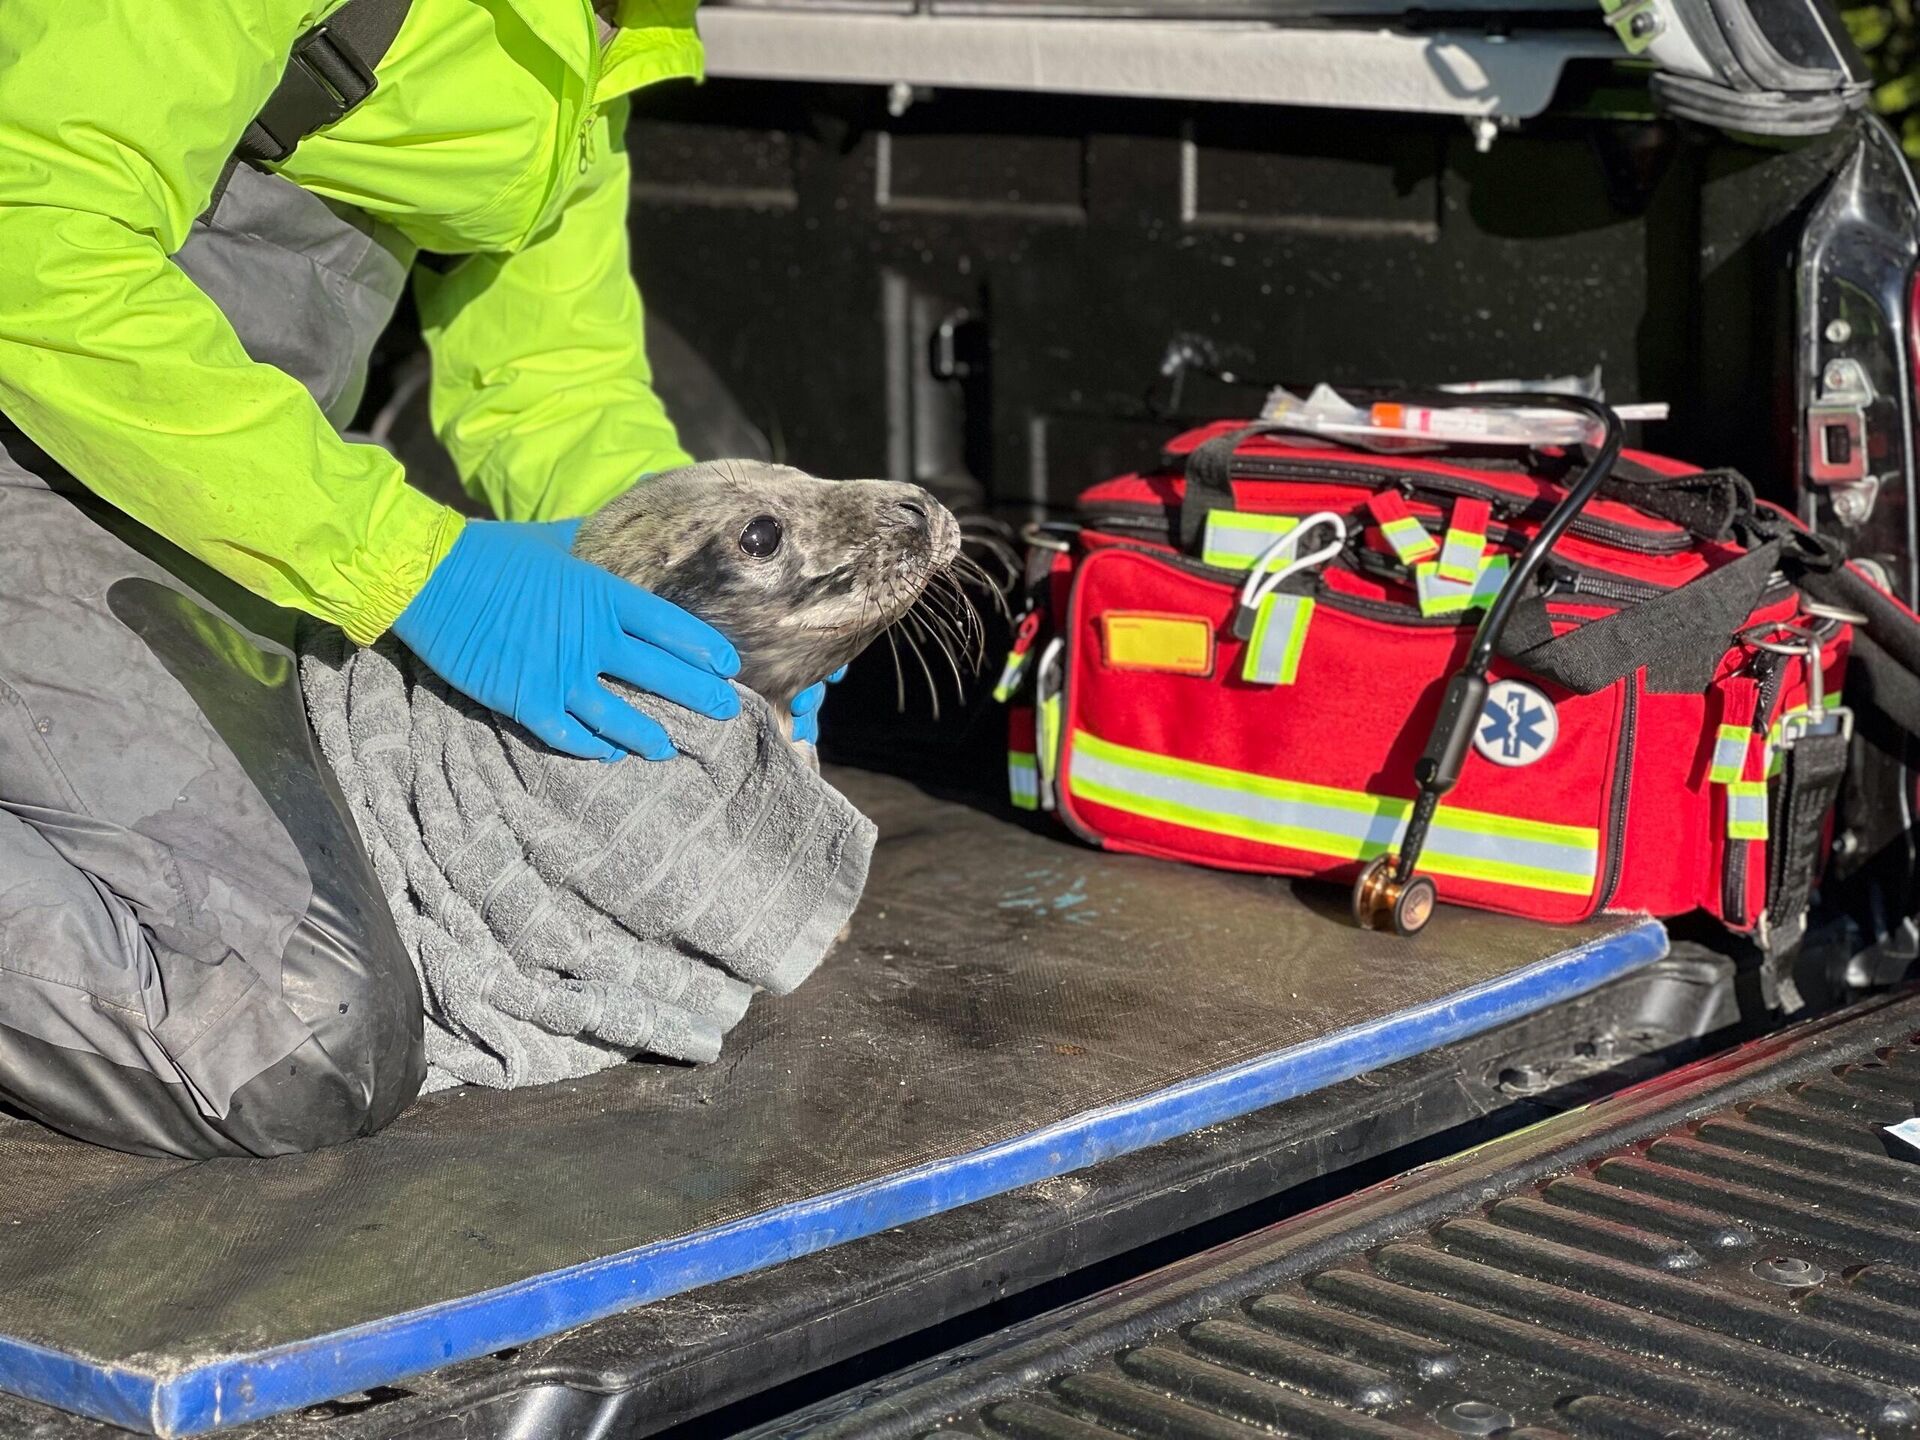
[[739, 515, 783, 558]]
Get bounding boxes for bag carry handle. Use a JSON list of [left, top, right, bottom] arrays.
[[1178, 423, 1290, 555], [1177, 415, 1756, 556]]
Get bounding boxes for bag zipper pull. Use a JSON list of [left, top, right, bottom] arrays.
[[1436, 497, 1492, 585], [993, 608, 1044, 702], [1366, 491, 1440, 568], [1232, 512, 1346, 640]]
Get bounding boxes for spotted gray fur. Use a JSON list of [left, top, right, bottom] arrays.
[[574, 460, 960, 715]]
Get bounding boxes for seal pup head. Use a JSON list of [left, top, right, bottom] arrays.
[[575, 460, 963, 710]]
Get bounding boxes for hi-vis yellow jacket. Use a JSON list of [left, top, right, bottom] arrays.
[[0, 0, 699, 642]]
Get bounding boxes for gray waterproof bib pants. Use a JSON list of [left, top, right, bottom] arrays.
[[0, 169, 427, 1158]]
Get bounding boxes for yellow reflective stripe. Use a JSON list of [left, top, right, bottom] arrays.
[[1437, 528, 1487, 584], [1008, 751, 1039, 810], [1727, 779, 1769, 840], [1068, 729, 1597, 896], [1416, 555, 1509, 617], [1038, 693, 1063, 788], [1708, 725, 1750, 784], [992, 649, 1031, 703], [1242, 594, 1313, 685], [1202, 511, 1300, 570], [1380, 514, 1439, 565]]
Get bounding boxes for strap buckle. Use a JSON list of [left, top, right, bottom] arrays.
[[246, 23, 379, 163], [1741, 621, 1853, 753]]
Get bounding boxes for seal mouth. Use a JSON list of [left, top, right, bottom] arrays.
[[863, 525, 1012, 721]]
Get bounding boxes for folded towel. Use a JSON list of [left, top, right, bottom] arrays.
[[300, 631, 876, 1092]]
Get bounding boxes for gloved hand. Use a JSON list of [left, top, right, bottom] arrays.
[[525, 516, 585, 551], [393, 520, 740, 761], [790, 666, 847, 746]]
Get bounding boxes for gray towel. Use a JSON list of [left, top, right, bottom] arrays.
[[300, 632, 876, 1092]]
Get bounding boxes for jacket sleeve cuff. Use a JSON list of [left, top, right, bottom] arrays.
[[338, 502, 467, 646]]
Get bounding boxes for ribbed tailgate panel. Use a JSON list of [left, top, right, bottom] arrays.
[[783, 999, 1920, 1440]]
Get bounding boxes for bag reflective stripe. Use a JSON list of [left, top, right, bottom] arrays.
[[1707, 725, 1750, 785], [1008, 751, 1040, 810], [1066, 728, 1598, 896], [1202, 511, 1300, 570], [1437, 497, 1491, 584], [1241, 594, 1313, 685], [1415, 554, 1510, 616], [1367, 491, 1441, 566], [1727, 779, 1769, 840]]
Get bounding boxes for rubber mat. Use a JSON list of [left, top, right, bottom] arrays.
[[0, 768, 1666, 1437]]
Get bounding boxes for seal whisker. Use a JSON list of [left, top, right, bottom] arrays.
[[907, 606, 968, 699], [897, 620, 943, 720], [949, 552, 1014, 622], [881, 622, 908, 712], [924, 571, 986, 668], [955, 525, 1023, 590]]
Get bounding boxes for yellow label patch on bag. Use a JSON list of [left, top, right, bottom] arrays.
[[1102, 612, 1215, 676]]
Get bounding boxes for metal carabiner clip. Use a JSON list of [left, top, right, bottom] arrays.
[[1740, 620, 1852, 751], [1232, 512, 1348, 640]]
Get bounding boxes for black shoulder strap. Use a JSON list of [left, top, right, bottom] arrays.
[[1178, 423, 1285, 555], [208, 0, 414, 209], [1496, 540, 1783, 695]]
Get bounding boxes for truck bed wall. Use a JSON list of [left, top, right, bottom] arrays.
[[625, 80, 1853, 513]]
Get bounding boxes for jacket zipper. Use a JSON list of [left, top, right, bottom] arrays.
[[1145, 454, 1692, 554]]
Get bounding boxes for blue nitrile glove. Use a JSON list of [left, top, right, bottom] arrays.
[[526, 516, 585, 551], [790, 666, 847, 746], [393, 520, 741, 761]]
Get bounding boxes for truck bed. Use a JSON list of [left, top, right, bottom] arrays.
[[0, 768, 1667, 1437], [758, 983, 1920, 1440]]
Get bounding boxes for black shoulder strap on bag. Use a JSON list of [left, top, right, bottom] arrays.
[[208, 0, 415, 209], [1495, 539, 1784, 696], [1179, 423, 1284, 555], [1766, 728, 1851, 954]]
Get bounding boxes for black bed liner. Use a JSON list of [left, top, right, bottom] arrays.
[[0, 768, 1720, 1440], [754, 987, 1920, 1440], [0, 952, 1730, 1440]]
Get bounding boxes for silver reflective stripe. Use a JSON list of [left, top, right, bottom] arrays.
[[1009, 760, 1039, 802], [1437, 527, 1485, 582], [1727, 783, 1769, 839], [1070, 746, 1595, 879], [1202, 513, 1299, 569], [1242, 594, 1311, 686], [1709, 733, 1748, 780]]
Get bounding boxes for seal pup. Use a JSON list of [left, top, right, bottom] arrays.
[[574, 460, 971, 731]]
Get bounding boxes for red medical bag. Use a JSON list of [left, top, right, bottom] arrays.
[[1002, 419, 1856, 939]]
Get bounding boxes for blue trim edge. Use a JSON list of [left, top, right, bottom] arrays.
[[3, 921, 1667, 1437]]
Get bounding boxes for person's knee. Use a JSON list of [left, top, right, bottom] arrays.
[[222, 924, 425, 1156]]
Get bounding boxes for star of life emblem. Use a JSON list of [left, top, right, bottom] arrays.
[[1475, 679, 1558, 768]]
